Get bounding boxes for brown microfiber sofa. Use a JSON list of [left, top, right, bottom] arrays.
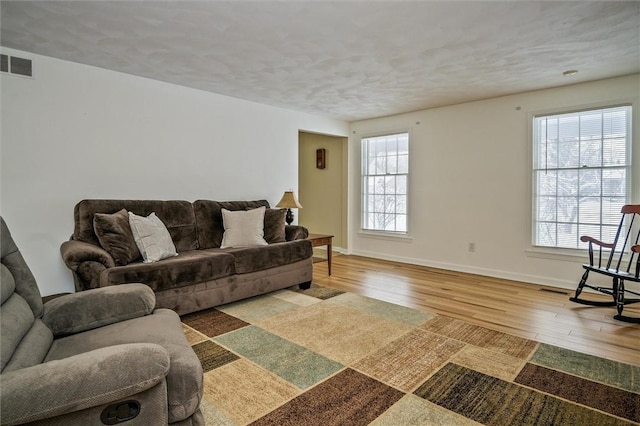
[[60, 199, 313, 315]]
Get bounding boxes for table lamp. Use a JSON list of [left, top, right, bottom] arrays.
[[276, 191, 303, 225]]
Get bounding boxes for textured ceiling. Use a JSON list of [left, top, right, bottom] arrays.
[[1, 1, 639, 121]]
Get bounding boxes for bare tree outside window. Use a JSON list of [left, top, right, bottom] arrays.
[[362, 132, 409, 233], [533, 106, 631, 249]]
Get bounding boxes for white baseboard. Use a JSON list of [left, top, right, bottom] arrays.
[[350, 249, 579, 291], [313, 246, 347, 254]]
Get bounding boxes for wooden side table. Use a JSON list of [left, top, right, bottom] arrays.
[[307, 233, 333, 275]]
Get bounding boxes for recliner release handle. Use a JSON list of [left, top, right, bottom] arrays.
[[100, 400, 140, 424]]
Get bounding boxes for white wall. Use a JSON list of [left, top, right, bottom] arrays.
[[1, 48, 348, 296], [349, 74, 640, 289]]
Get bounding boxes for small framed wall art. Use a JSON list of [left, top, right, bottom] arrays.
[[316, 148, 326, 169]]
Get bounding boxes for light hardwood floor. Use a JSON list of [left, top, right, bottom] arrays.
[[311, 254, 640, 366]]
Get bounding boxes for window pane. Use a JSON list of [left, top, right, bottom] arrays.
[[374, 213, 385, 229], [603, 168, 626, 196], [537, 222, 556, 246], [398, 155, 409, 174], [367, 158, 377, 175], [558, 115, 579, 142], [557, 197, 577, 223], [537, 196, 556, 221], [580, 140, 601, 167], [397, 195, 407, 214], [366, 176, 375, 194], [396, 175, 407, 194], [557, 170, 578, 196], [386, 176, 396, 194], [536, 171, 557, 196], [398, 136, 409, 153], [367, 194, 375, 213], [396, 214, 407, 232], [373, 195, 383, 212], [579, 197, 601, 224], [384, 195, 396, 213], [557, 223, 577, 248], [579, 169, 601, 197], [580, 112, 602, 141], [603, 109, 627, 138], [603, 138, 627, 166], [386, 137, 397, 153]]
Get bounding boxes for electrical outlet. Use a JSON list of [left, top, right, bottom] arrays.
[[468, 242, 476, 252]]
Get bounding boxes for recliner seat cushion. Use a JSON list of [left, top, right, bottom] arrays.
[[44, 308, 202, 424], [101, 250, 235, 292]]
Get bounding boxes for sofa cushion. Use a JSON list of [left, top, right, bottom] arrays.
[[129, 212, 178, 263], [217, 239, 313, 274], [264, 209, 286, 243], [74, 200, 198, 253], [220, 207, 268, 248], [93, 209, 141, 266], [193, 200, 270, 249], [101, 251, 235, 292]]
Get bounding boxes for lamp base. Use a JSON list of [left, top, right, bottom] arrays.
[[285, 208, 294, 225]]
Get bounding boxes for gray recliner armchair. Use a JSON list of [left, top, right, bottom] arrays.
[[0, 217, 204, 425]]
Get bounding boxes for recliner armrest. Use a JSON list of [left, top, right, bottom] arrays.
[[0, 343, 170, 425], [285, 225, 309, 241], [43, 284, 156, 337]]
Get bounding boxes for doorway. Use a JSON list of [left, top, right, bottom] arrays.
[[298, 131, 347, 251]]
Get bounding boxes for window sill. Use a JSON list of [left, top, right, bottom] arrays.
[[525, 247, 589, 263], [357, 231, 413, 242]]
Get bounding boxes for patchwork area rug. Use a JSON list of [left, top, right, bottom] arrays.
[[181, 284, 640, 425]]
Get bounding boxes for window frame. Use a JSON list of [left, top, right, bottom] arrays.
[[360, 131, 410, 236], [530, 103, 633, 252]]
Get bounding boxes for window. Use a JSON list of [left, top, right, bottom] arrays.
[[532, 105, 632, 249], [361, 132, 409, 233]]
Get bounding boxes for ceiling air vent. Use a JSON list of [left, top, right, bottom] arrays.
[[0, 54, 33, 77]]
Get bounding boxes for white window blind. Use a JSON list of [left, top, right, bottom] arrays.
[[532, 105, 632, 249], [361, 132, 409, 233]]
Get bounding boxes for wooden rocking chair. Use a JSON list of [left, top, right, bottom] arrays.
[[570, 204, 640, 323]]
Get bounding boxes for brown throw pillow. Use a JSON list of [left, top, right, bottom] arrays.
[[264, 208, 286, 243], [93, 209, 141, 266]]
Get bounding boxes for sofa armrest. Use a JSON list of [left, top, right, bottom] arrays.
[[61, 240, 116, 271], [0, 343, 170, 425], [285, 225, 309, 241], [43, 284, 156, 337]]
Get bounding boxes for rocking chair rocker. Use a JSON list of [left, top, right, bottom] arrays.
[[570, 204, 640, 323]]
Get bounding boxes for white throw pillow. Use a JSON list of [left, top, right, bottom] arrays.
[[128, 212, 178, 263], [220, 206, 269, 248]]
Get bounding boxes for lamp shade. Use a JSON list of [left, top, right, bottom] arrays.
[[276, 191, 303, 209]]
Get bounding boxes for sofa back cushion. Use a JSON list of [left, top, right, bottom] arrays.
[[73, 200, 198, 253], [193, 200, 270, 249]]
